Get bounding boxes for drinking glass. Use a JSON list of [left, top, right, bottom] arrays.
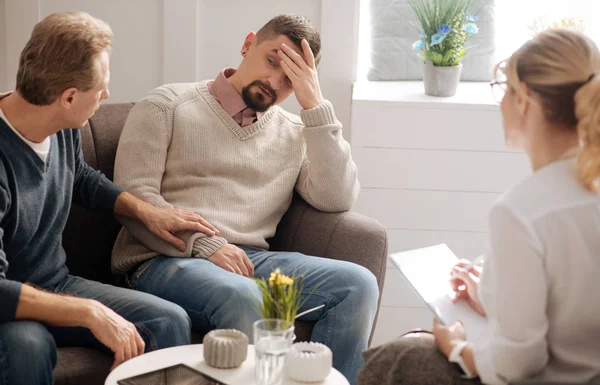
[[253, 319, 295, 385]]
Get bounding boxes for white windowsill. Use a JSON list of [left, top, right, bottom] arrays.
[[352, 81, 499, 111]]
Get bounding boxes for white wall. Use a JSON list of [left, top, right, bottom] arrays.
[[4, 0, 39, 95], [1, 0, 358, 137], [351, 81, 532, 345]]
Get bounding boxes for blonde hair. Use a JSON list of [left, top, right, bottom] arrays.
[[501, 29, 600, 192], [16, 12, 113, 106]]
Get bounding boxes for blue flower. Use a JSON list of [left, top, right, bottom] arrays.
[[466, 12, 479, 23], [431, 33, 447, 45], [412, 40, 425, 51], [464, 23, 479, 35], [438, 24, 452, 35], [420, 30, 427, 38]]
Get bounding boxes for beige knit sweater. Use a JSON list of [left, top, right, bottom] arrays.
[[111, 81, 359, 274]]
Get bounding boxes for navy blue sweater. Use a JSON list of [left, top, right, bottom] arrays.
[[0, 119, 123, 321]]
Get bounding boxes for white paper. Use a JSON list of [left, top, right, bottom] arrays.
[[390, 244, 488, 343]]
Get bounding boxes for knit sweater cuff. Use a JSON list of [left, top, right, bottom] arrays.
[[300, 100, 338, 128], [192, 236, 228, 259]]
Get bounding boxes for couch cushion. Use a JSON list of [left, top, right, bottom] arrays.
[[62, 103, 134, 284], [54, 347, 112, 385]]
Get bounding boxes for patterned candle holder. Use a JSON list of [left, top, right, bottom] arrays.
[[286, 342, 333, 383], [203, 329, 249, 369]]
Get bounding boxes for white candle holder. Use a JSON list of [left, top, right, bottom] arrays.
[[286, 342, 333, 383], [203, 329, 249, 369]]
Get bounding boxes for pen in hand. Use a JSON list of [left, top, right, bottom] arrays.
[[449, 262, 474, 282], [449, 255, 484, 282]]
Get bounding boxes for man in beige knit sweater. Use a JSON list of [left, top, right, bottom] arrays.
[[112, 14, 378, 385]]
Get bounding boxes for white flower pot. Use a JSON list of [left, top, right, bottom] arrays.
[[423, 61, 463, 97]]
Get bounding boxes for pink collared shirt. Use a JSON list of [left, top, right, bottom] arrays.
[[207, 68, 263, 127]]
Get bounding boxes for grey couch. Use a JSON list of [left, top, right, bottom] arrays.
[[55, 103, 389, 385]]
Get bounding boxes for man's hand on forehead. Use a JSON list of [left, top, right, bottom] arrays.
[[278, 39, 324, 110]]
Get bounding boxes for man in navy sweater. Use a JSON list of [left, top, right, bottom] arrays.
[[0, 12, 216, 384]]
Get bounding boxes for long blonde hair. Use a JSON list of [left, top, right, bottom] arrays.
[[502, 29, 600, 192]]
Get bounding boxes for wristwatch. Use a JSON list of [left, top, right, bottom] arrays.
[[448, 341, 477, 379]]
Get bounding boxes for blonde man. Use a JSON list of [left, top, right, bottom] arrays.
[[0, 12, 212, 384]]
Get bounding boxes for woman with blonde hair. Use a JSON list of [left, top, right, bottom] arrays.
[[358, 28, 600, 385]]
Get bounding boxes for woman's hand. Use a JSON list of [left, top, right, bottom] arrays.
[[450, 260, 486, 317], [433, 319, 466, 357], [433, 319, 479, 377]]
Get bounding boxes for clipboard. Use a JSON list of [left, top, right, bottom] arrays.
[[389, 244, 488, 342]]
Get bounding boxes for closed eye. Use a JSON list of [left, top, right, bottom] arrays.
[[267, 57, 278, 68]]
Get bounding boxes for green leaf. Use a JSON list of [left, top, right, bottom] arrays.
[[442, 49, 456, 65], [408, 0, 474, 66], [429, 51, 444, 66]]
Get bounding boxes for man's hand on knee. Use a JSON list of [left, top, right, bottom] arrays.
[[84, 300, 145, 369], [208, 244, 254, 277]]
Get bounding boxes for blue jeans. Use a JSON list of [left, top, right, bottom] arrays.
[[126, 246, 379, 385], [0, 275, 191, 385]]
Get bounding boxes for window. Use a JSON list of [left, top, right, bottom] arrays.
[[357, 0, 600, 81], [495, 0, 600, 59]]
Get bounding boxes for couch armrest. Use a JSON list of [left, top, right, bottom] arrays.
[[270, 195, 388, 345], [270, 195, 388, 288]]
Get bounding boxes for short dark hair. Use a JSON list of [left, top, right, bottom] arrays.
[[256, 14, 321, 67]]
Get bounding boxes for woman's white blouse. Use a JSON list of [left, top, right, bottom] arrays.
[[474, 158, 600, 384]]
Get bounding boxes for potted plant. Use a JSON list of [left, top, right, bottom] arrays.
[[410, 0, 479, 96], [254, 269, 304, 324], [252, 269, 326, 385]]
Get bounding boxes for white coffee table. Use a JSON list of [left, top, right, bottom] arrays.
[[105, 344, 350, 385]]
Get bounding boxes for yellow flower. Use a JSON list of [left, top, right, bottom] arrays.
[[268, 271, 294, 287]]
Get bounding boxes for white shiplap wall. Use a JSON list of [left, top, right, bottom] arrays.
[[351, 81, 532, 346]]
